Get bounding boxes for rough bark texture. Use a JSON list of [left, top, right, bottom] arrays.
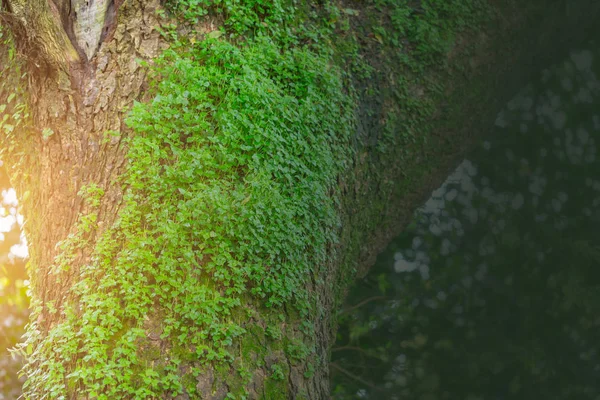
[[1, 0, 599, 398], [17, 0, 163, 328]]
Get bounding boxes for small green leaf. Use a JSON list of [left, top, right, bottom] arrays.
[[207, 30, 224, 39], [42, 128, 54, 141], [343, 8, 360, 16]]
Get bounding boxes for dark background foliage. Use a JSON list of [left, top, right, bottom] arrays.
[[332, 45, 600, 399]]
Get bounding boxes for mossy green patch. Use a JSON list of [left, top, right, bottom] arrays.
[[263, 375, 288, 399]]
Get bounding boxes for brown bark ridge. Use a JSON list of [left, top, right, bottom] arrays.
[[7, 0, 163, 321], [0, 0, 599, 398]]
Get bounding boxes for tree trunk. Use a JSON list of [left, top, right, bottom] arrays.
[[1, 0, 599, 398]]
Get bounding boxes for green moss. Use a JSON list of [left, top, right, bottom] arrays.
[[263, 375, 288, 399], [241, 325, 266, 362], [304, 362, 315, 379], [284, 337, 310, 364], [181, 372, 199, 397]]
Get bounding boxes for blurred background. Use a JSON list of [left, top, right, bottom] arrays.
[[332, 44, 600, 399], [0, 164, 28, 400]]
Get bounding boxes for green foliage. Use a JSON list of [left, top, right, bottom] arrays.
[[370, 0, 484, 61], [303, 362, 315, 379], [162, 0, 350, 55], [19, 26, 354, 400], [329, 0, 489, 305], [358, 0, 487, 153], [265, 324, 282, 340], [41, 128, 54, 142], [285, 339, 310, 362], [270, 363, 285, 381], [124, 35, 353, 308], [0, 28, 29, 154], [77, 183, 105, 208], [165, 0, 289, 37]]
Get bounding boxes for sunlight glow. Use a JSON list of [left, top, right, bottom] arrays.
[[2, 188, 18, 206], [10, 234, 29, 258], [0, 215, 16, 232]]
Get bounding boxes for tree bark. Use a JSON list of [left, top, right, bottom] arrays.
[[1, 0, 599, 398], [2, 0, 164, 330]]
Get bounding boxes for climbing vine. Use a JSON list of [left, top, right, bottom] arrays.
[[3, 0, 491, 397], [18, 21, 356, 400]]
